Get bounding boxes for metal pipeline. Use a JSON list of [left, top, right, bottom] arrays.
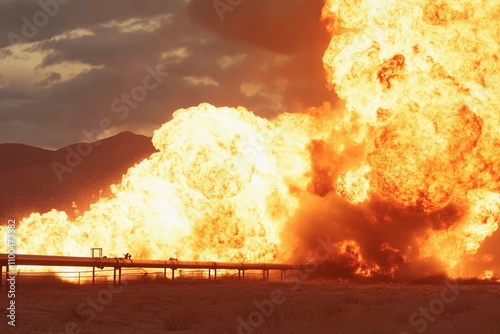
[[0, 253, 303, 271]]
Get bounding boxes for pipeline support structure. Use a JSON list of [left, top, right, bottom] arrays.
[[0, 253, 303, 288]]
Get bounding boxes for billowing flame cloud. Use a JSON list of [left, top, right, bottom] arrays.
[[2, 104, 316, 262], [1, 0, 500, 279], [307, 0, 500, 277]]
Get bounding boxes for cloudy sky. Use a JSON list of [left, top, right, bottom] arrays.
[[0, 0, 337, 149]]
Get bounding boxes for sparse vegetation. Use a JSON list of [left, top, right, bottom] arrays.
[[1, 279, 499, 333]]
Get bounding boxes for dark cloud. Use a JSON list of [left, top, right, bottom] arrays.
[[0, 0, 175, 49], [35, 71, 61, 88], [0, 0, 337, 148], [188, 0, 327, 53], [188, 0, 335, 110], [0, 84, 35, 102]]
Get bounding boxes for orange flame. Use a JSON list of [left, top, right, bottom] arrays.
[[1, 0, 500, 279], [1, 104, 319, 263], [320, 0, 500, 276]]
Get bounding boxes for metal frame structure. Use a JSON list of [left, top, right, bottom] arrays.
[[0, 253, 303, 289]]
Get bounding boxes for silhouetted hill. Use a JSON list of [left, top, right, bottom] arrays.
[[0, 131, 157, 222]]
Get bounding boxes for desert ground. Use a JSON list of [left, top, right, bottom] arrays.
[[1, 277, 500, 334]]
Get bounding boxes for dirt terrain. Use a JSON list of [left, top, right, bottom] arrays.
[[1, 278, 499, 334]]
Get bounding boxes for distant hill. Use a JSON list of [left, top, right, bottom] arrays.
[[0, 131, 157, 222]]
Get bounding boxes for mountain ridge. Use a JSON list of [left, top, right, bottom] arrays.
[[0, 131, 157, 223]]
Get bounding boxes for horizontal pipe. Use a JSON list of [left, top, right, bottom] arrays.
[[0, 254, 302, 271]]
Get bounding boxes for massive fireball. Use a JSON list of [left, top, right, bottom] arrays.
[[1, 0, 499, 279]]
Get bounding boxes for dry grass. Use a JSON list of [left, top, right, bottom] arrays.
[[0, 279, 500, 333]]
